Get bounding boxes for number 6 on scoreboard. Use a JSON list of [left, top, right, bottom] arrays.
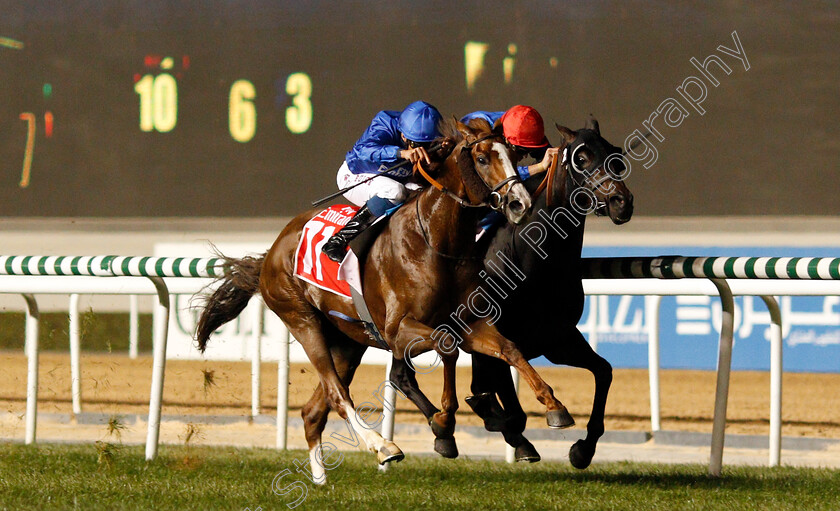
[[229, 79, 257, 143]]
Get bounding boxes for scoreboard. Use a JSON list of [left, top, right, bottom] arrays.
[[2, 2, 838, 217], [2, 4, 424, 216]]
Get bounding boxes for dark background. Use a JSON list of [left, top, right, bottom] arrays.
[[1, 1, 837, 217]]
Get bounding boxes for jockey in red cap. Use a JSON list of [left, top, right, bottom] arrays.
[[461, 105, 560, 234], [461, 105, 559, 180]]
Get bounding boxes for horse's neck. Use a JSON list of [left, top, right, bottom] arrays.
[[488, 171, 585, 277], [416, 186, 479, 256]]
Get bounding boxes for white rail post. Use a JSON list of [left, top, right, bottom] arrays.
[[588, 295, 599, 353], [276, 323, 290, 450], [505, 367, 521, 463], [378, 356, 397, 473], [129, 294, 139, 359], [23, 294, 39, 445], [645, 295, 662, 432], [709, 278, 735, 477], [69, 293, 82, 415], [145, 277, 170, 461], [251, 299, 263, 418], [760, 295, 783, 467]]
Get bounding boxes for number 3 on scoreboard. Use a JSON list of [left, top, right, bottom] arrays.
[[285, 72, 312, 134]]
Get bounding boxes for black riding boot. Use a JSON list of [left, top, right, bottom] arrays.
[[322, 205, 377, 263]]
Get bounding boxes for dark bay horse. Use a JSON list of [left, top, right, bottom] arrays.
[[195, 118, 536, 483], [368, 117, 634, 464], [465, 117, 634, 468]]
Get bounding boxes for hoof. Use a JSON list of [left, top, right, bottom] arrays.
[[514, 440, 541, 463], [377, 440, 405, 465], [434, 437, 459, 459], [546, 408, 575, 429], [569, 439, 594, 469]]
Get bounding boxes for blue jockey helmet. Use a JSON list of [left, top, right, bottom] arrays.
[[398, 101, 442, 143]]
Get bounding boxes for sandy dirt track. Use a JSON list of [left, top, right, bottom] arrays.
[[2, 352, 839, 441]]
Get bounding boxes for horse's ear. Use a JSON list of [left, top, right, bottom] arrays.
[[585, 114, 600, 135], [554, 123, 576, 149], [492, 118, 503, 134], [456, 120, 477, 143]]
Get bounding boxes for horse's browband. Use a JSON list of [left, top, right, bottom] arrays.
[[463, 132, 503, 148]]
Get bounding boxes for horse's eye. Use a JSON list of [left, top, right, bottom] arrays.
[[476, 155, 488, 165]]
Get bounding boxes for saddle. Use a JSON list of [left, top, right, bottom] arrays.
[[293, 204, 391, 349]]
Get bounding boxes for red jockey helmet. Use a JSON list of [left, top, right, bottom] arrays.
[[500, 105, 550, 148]]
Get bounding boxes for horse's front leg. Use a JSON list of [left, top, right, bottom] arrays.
[[461, 321, 575, 429], [544, 327, 613, 469], [390, 316, 460, 458], [435, 348, 459, 458]]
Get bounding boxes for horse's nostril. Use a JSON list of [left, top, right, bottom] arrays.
[[508, 200, 525, 215], [610, 195, 626, 207]]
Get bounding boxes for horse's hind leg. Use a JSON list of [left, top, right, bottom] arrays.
[[301, 337, 373, 484], [301, 385, 331, 485], [270, 304, 402, 465], [545, 327, 612, 470]]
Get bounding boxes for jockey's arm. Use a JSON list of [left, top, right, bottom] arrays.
[[522, 147, 560, 177], [350, 114, 403, 165]]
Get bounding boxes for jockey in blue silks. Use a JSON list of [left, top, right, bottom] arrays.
[[322, 100, 443, 263], [461, 106, 559, 235]]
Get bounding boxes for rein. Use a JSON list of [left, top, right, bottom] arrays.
[[533, 148, 560, 206], [532, 140, 609, 214], [412, 161, 487, 209]]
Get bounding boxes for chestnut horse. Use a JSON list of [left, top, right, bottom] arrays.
[[465, 117, 634, 468], [195, 118, 536, 483]]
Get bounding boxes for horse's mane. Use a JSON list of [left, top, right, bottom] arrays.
[[437, 116, 464, 142]]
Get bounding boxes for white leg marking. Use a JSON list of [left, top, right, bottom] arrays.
[[343, 404, 384, 453], [309, 444, 327, 485]]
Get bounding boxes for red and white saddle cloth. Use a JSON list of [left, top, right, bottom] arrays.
[[294, 205, 362, 298]]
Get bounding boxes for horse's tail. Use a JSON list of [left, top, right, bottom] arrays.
[[195, 253, 265, 353]]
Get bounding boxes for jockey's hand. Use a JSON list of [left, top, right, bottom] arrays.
[[534, 147, 560, 175], [400, 147, 431, 166], [431, 138, 455, 160]]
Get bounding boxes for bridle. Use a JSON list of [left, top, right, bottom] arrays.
[[412, 131, 521, 260], [413, 132, 521, 212], [534, 130, 618, 215]]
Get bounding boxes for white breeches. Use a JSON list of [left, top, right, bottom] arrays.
[[336, 161, 408, 207]]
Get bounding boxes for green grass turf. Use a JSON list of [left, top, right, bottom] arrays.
[[0, 443, 838, 510]]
